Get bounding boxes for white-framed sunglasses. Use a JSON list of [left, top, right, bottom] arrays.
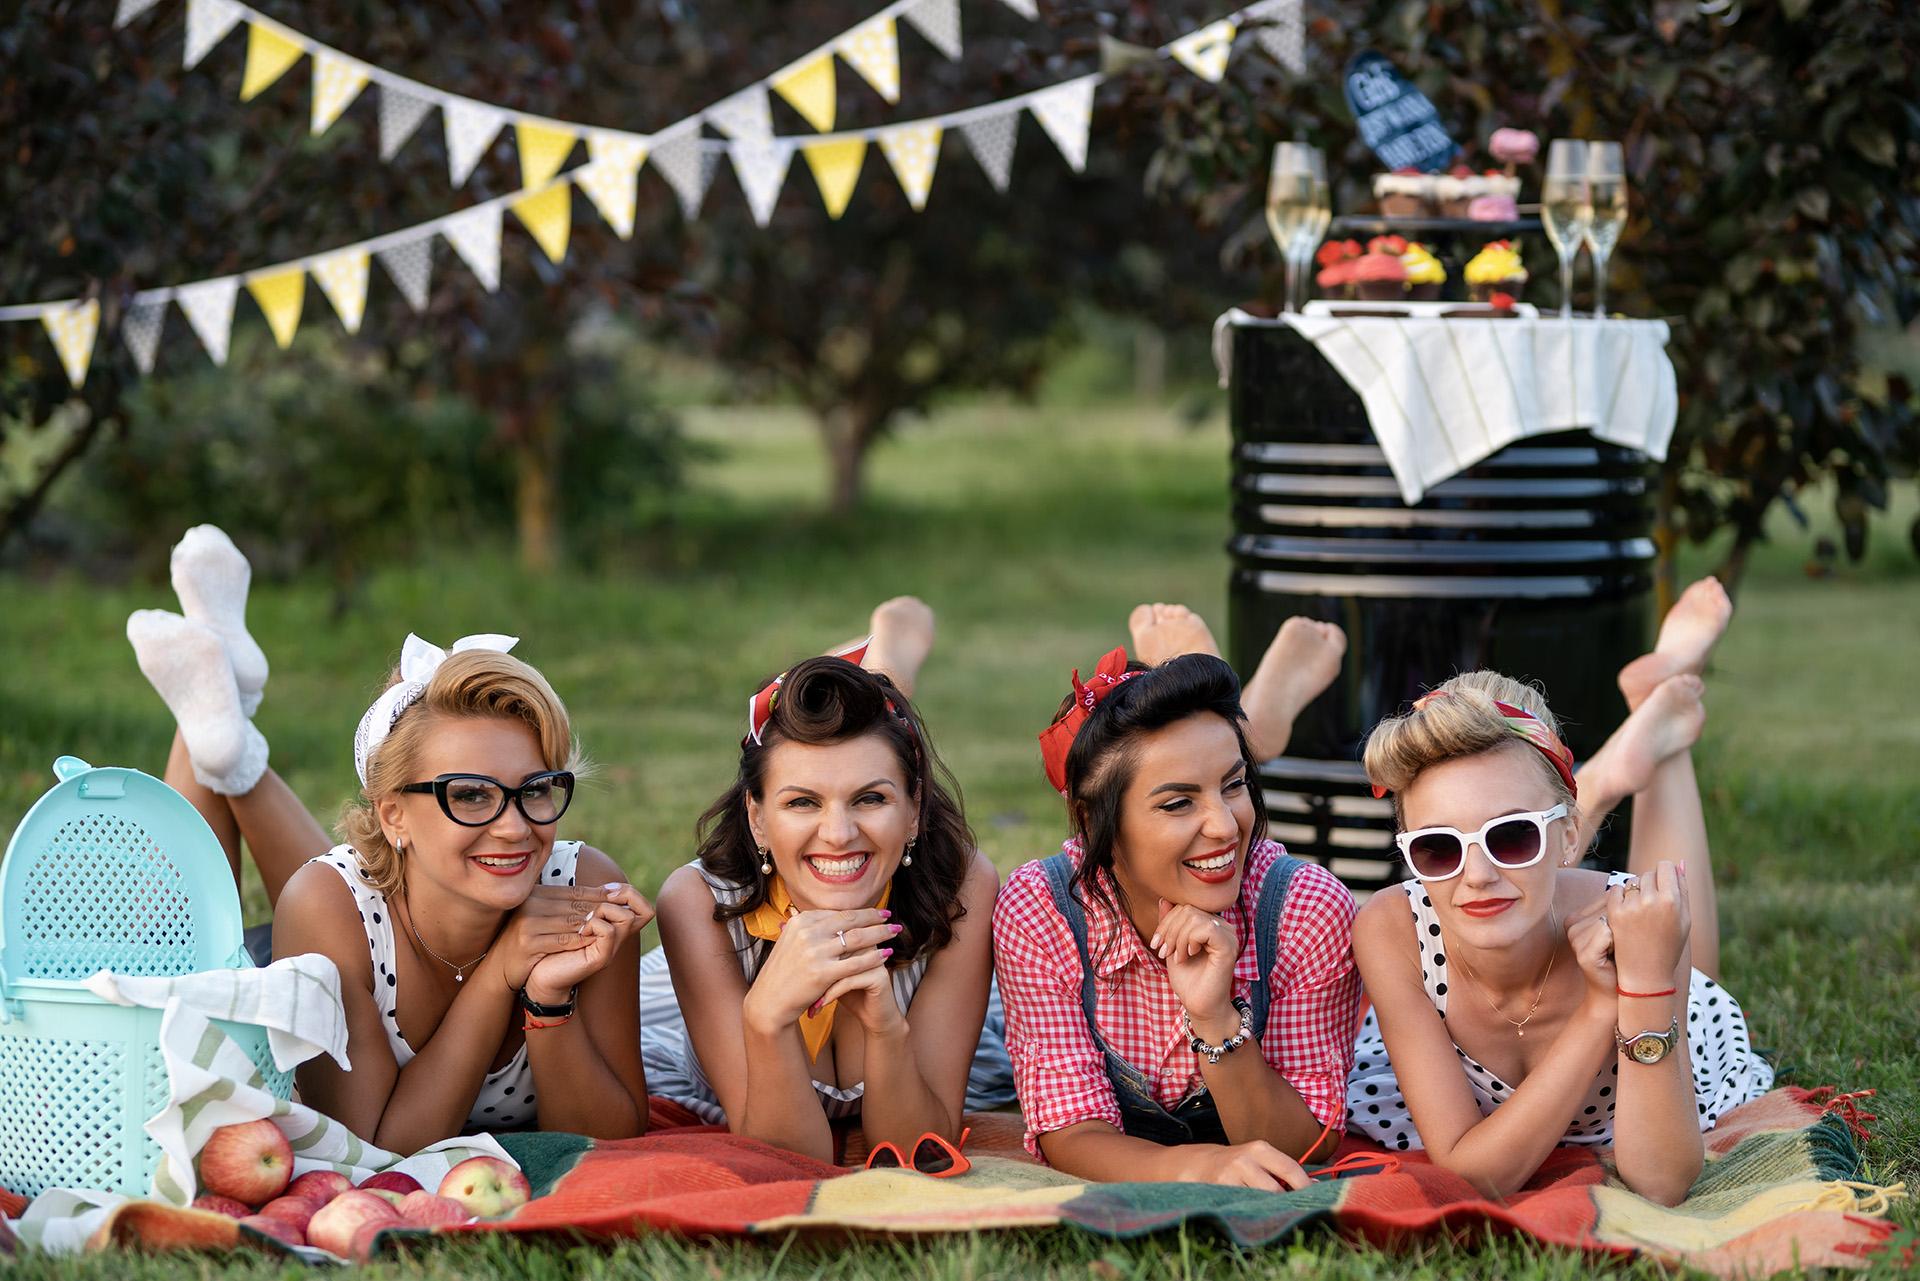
[[1394, 803, 1570, 882]]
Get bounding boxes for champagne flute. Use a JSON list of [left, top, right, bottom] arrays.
[[1540, 139, 1591, 320], [1267, 144, 1326, 313], [1585, 142, 1627, 319]]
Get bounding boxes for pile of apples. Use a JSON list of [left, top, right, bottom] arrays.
[[191, 1118, 531, 1257]]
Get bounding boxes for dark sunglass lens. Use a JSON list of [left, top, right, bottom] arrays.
[[521, 775, 572, 823], [445, 778, 504, 822], [912, 1138, 955, 1174], [1485, 818, 1543, 865], [1407, 831, 1463, 879], [868, 1145, 903, 1169]]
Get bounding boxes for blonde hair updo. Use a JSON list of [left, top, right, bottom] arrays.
[[338, 649, 584, 896]]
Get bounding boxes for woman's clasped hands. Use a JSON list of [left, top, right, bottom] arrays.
[[744, 908, 907, 1038]]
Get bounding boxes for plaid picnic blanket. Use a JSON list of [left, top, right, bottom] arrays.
[[3, 1088, 1906, 1275]]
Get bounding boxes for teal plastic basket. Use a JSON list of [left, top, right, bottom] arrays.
[[0, 757, 292, 1199]]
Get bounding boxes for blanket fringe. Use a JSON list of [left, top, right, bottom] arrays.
[[1795, 1086, 1879, 1147], [1802, 1180, 1908, 1217]]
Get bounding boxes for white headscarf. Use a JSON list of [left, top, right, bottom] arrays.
[[352, 633, 519, 787]]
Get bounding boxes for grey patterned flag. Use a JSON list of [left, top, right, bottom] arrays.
[[1244, 0, 1306, 75], [650, 128, 718, 219], [376, 237, 434, 312], [120, 299, 168, 374], [183, 0, 242, 70], [175, 278, 239, 366], [729, 139, 796, 227], [902, 0, 962, 61], [960, 110, 1018, 192], [379, 85, 436, 161], [707, 85, 773, 140], [997, 0, 1038, 19], [114, 0, 163, 28]]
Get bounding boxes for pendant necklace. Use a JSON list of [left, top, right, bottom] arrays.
[[1451, 911, 1558, 1037], [400, 898, 489, 983]]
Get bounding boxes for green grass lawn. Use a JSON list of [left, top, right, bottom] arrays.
[[2, 403, 1916, 1277]]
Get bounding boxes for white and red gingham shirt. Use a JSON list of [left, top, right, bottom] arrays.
[[993, 839, 1360, 1159]]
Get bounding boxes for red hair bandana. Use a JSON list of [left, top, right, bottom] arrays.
[[746, 636, 871, 747], [1369, 690, 1578, 799], [1038, 646, 1142, 796]]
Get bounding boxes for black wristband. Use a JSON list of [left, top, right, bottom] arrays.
[[517, 985, 577, 1018]]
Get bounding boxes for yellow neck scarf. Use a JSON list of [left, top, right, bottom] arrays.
[[741, 875, 892, 1061]]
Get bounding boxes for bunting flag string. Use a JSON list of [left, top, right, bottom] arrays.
[[3, 1, 1307, 386]]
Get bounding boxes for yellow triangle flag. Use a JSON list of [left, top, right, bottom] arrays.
[[836, 16, 901, 104], [802, 138, 866, 219], [239, 22, 305, 102], [516, 120, 579, 190], [311, 249, 370, 334], [310, 51, 368, 134], [1168, 19, 1237, 83], [511, 182, 572, 263], [41, 299, 99, 389], [246, 268, 306, 349], [879, 124, 942, 211], [772, 55, 837, 133]]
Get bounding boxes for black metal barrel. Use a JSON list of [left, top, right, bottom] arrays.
[[1224, 322, 1655, 892]]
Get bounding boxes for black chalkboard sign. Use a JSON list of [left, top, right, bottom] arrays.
[[1344, 52, 1459, 173]]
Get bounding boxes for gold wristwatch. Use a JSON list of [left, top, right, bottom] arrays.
[[1614, 1016, 1681, 1065]]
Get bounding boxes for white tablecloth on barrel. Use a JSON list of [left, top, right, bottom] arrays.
[[1212, 304, 1679, 504]]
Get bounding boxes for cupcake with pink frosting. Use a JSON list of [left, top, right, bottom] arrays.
[[1489, 128, 1540, 175]]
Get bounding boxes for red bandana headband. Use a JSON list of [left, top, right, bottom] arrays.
[[1038, 646, 1143, 796], [745, 636, 872, 747], [1369, 690, 1578, 799]]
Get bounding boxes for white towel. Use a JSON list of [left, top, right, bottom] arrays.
[[82, 954, 351, 1074], [1213, 306, 1678, 504]]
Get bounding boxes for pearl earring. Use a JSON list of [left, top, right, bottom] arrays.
[[902, 837, 916, 868], [758, 846, 772, 875]]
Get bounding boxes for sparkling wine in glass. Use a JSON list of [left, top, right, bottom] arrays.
[[1267, 144, 1327, 313], [1585, 142, 1627, 319], [1541, 139, 1591, 320]]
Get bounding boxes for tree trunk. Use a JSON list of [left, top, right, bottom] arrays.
[[820, 403, 882, 516], [0, 400, 111, 550], [514, 406, 559, 572], [1653, 468, 1680, 621]]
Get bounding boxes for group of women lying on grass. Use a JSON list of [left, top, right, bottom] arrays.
[[125, 526, 1770, 1204]]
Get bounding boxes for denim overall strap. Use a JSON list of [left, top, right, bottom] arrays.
[[1244, 853, 1303, 1043], [1036, 852, 1228, 1147]]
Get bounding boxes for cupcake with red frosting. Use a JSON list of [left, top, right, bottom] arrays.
[[1354, 235, 1410, 300], [1314, 239, 1363, 299]]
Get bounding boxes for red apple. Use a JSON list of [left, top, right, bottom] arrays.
[[398, 1191, 471, 1227], [239, 1214, 306, 1248], [365, 1188, 407, 1208], [285, 1170, 353, 1204], [436, 1156, 531, 1218], [196, 1119, 293, 1207], [358, 1170, 423, 1196], [306, 1190, 402, 1256], [257, 1196, 319, 1232], [349, 1220, 395, 1262], [191, 1193, 252, 1218]]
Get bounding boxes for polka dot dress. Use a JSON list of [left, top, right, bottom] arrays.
[[314, 841, 581, 1133], [1346, 875, 1773, 1150]]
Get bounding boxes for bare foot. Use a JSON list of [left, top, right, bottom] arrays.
[[862, 596, 935, 698], [1128, 603, 1221, 666], [1618, 577, 1733, 710], [1579, 674, 1706, 808], [1241, 617, 1347, 759]]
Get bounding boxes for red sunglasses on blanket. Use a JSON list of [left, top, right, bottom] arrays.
[[865, 1126, 972, 1177]]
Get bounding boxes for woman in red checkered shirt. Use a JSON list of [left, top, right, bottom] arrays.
[[993, 649, 1363, 1188]]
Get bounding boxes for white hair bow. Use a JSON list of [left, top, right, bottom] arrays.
[[352, 633, 519, 787]]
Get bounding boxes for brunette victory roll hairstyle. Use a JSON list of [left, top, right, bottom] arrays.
[[695, 655, 974, 964]]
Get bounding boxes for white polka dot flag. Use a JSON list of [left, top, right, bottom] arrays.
[[378, 84, 435, 161], [311, 249, 371, 334], [901, 0, 962, 61], [1169, 19, 1237, 83], [1028, 75, 1097, 173], [707, 85, 775, 141], [960, 110, 1018, 192], [175, 278, 240, 366], [113, 0, 163, 28], [443, 99, 508, 187], [772, 55, 838, 133], [729, 138, 797, 227], [310, 51, 370, 135], [998, 0, 1039, 18], [182, 0, 243, 71], [376, 238, 434, 313], [575, 133, 649, 239], [39, 300, 99, 389], [836, 15, 902, 105], [878, 123, 943, 210], [120, 299, 168, 375], [440, 204, 503, 292]]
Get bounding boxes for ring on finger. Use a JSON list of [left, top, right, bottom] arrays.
[[836, 928, 849, 954]]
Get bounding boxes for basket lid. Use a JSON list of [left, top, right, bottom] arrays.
[[0, 756, 249, 982]]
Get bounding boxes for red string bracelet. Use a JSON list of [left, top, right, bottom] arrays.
[[523, 1012, 574, 1031], [1616, 985, 1677, 998]]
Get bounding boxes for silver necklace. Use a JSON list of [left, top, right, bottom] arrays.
[[398, 898, 489, 983]]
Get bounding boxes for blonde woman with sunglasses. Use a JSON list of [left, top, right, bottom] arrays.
[[1345, 580, 1771, 1205]]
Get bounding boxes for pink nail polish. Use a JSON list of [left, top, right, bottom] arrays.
[[880, 948, 893, 958], [878, 909, 891, 919], [889, 923, 903, 935]]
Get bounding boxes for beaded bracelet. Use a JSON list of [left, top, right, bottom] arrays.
[[1184, 996, 1255, 1065]]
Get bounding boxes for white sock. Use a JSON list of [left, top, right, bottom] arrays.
[[126, 609, 268, 796], [171, 525, 269, 717]]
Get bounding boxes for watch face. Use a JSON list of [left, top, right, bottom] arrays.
[[1628, 1033, 1668, 1064]]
